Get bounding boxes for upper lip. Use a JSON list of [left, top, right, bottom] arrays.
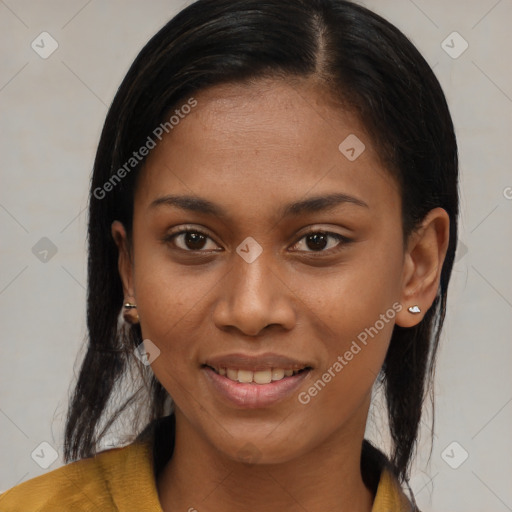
[[203, 352, 313, 372]]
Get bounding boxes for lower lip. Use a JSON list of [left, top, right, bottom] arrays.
[[202, 366, 311, 409]]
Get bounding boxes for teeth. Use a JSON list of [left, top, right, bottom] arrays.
[[237, 370, 254, 383], [254, 370, 272, 384], [212, 366, 306, 384], [271, 368, 285, 380], [227, 368, 238, 381]]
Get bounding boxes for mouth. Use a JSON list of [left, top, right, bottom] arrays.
[[202, 364, 312, 384], [201, 360, 313, 409], [201, 352, 314, 408]]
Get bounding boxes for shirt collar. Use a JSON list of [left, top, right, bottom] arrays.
[[133, 413, 416, 512]]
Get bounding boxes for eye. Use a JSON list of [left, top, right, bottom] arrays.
[[164, 227, 351, 254], [164, 228, 220, 252], [291, 230, 351, 254]]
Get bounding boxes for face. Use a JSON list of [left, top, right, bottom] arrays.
[[113, 78, 422, 464]]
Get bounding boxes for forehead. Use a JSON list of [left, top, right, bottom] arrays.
[[177, 78, 365, 152], [135, 78, 399, 217]]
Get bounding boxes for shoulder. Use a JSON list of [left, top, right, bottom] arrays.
[[374, 466, 417, 512], [362, 440, 417, 512], [0, 440, 155, 511]]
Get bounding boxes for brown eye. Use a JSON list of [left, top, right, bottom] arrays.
[[305, 233, 329, 251], [181, 232, 208, 250], [292, 231, 351, 254], [165, 229, 220, 252]]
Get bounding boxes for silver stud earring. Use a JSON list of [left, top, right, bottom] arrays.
[[407, 305, 421, 314], [123, 300, 139, 324]]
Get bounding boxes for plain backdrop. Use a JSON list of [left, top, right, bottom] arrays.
[[1, 1, 511, 510]]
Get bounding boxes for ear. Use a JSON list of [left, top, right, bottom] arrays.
[[395, 207, 450, 328], [111, 220, 135, 299]]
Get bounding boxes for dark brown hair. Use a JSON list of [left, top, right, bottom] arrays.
[[64, 0, 459, 496]]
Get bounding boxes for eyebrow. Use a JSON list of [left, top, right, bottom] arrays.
[[149, 192, 369, 219]]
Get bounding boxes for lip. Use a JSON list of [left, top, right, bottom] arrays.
[[203, 352, 312, 372], [203, 365, 312, 409]]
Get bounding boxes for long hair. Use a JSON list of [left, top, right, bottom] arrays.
[[64, 0, 459, 489]]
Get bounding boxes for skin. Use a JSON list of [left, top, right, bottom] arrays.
[[112, 78, 450, 512]]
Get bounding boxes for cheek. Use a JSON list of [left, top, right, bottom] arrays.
[[135, 267, 209, 348], [296, 285, 397, 435], [303, 238, 403, 338], [131, 243, 222, 386], [134, 274, 202, 400], [301, 235, 403, 390], [132, 228, 211, 324]]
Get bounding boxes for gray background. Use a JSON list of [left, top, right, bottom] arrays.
[[1, 1, 511, 510]]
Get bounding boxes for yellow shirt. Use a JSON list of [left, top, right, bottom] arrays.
[[0, 425, 414, 511]]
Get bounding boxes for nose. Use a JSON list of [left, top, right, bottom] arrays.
[[212, 250, 296, 337]]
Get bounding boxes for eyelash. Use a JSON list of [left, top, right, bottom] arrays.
[[163, 227, 351, 255]]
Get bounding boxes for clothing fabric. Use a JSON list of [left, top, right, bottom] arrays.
[[0, 414, 415, 511]]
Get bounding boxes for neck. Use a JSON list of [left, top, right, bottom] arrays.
[[156, 408, 375, 512]]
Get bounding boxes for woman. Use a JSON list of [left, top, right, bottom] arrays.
[[0, 0, 458, 510]]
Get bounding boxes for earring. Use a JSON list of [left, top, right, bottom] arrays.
[[123, 300, 139, 324], [407, 305, 421, 314]]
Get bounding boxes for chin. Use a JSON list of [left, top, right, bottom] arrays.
[[209, 428, 309, 466]]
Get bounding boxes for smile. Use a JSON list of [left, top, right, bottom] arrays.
[[206, 365, 309, 384], [202, 365, 312, 408]]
